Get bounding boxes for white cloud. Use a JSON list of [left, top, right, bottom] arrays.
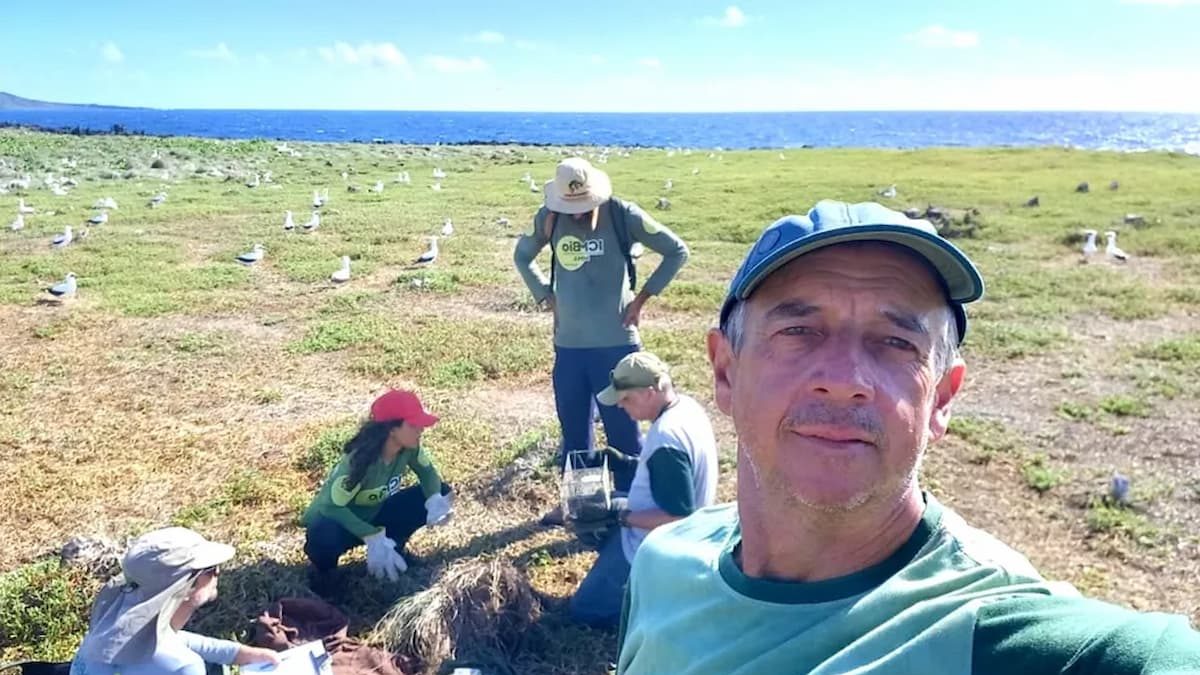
[[189, 42, 237, 62], [703, 6, 747, 27], [425, 55, 490, 74], [638, 57, 662, 69], [1121, 0, 1200, 5], [100, 41, 124, 64], [513, 39, 537, 50], [317, 41, 409, 70], [904, 25, 980, 48], [467, 30, 505, 44]]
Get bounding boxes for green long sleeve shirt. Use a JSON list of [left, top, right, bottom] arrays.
[[303, 446, 442, 539], [513, 197, 689, 348]]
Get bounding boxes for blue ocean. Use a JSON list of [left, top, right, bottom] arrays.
[[2, 109, 1199, 153]]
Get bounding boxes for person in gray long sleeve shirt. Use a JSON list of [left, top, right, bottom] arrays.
[[513, 157, 688, 504]]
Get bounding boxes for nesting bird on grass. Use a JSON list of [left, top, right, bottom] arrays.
[[93, 197, 118, 210], [331, 256, 351, 283], [149, 192, 167, 207], [283, 210, 295, 231], [415, 236, 439, 265], [303, 211, 320, 232], [88, 211, 108, 226], [431, 182, 443, 192], [495, 216, 510, 227], [441, 218, 454, 237], [51, 225, 73, 249], [528, 178, 540, 193], [1105, 231, 1128, 262], [47, 272, 77, 299], [692, 167, 700, 175], [433, 167, 447, 179], [656, 197, 671, 210], [1081, 229, 1098, 261], [663, 178, 673, 191], [246, 173, 260, 188], [236, 243, 265, 265], [879, 184, 897, 199], [312, 189, 324, 208]]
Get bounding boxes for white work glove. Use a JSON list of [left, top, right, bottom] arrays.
[[425, 493, 453, 527], [363, 530, 407, 581]]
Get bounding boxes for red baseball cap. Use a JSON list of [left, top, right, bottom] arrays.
[[370, 389, 439, 427]]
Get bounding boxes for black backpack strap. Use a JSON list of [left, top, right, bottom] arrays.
[[608, 199, 637, 291], [545, 210, 558, 301]]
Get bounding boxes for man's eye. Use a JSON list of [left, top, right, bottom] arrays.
[[885, 336, 918, 351], [780, 326, 817, 336]]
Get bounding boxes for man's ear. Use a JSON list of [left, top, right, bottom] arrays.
[[928, 359, 966, 442], [707, 328, 736, 415]]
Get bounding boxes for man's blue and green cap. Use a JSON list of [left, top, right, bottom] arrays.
[[719, 200, 985, 344]]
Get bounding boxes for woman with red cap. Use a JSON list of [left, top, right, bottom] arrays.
[[302, 389, 452, 593]]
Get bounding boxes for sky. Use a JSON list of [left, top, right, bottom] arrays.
[[1, 0, 1198, 112]]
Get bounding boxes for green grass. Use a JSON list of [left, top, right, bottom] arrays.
[[1086, 498, 1161, 546], [172, 469, 284, 527], [1021, 454, 1065, 493], [947, 416, 1020, 463], [297, 419, 359, 476], [0, 560, 97, 660], [1098, 395, 1151, 418]]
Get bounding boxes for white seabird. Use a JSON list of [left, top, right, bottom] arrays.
[[283, 210, 295, 231], [149, 192, 167, 207], [303, 211, 320, 232], [1081, 229, 1098, 260], [415, 237, 438, 265], [432, 168, 446, 179], [663, 179, 673, 191], [331, 255, 351, 283], [236, 243, 266, 265], [879, 184, 897, 199], [51, 225, 73, 248], [1105, 231, 1128, 262], [441, 218, 454, 237], [431, 182, 442, 192], [10, 214, 24, 231], [47, 272, 77, 298], [88, 211, 108, 225]]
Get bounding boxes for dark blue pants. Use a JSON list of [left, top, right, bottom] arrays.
[[553, 344, 642, 491], [568, 529, 630, 629], [304, 483, 451, 572]]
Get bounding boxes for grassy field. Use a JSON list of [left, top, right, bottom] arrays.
[[1, 128, 1198, 672]]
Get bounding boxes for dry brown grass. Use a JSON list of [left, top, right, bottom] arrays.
[[371, 557, 543, 673]]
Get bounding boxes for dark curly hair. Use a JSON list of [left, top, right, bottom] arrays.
[[344, 419, 404, 488]]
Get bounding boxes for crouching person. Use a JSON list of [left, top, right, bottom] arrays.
[[567, 352, 719, 629], [303, 389, 453, 593], [71, 527, 280, 675]]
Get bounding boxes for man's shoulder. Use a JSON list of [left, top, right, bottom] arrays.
[[934, 498, 1045, 581], [972, 594, 1200, 674], [638, 503, 737, 563], [651, 395, 715, 438]]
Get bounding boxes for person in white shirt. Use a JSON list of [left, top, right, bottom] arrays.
[[566, 351, 719, 629]]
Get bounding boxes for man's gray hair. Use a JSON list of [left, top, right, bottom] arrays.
[[719, 299, 960, 377]]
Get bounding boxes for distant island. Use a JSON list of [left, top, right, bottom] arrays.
[[0, 91, 145, 110]]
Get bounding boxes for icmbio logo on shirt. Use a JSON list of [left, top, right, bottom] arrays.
[[557, 235, 605, 271]]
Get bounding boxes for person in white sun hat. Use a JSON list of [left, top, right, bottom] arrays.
[[514, 157, 689, 521], [70, 527, 280, 675]]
